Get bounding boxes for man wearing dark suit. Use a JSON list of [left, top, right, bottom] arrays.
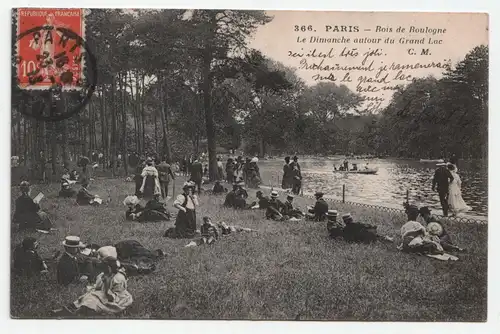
[[157, 158, 175, 198], [432, 163, 454, 216], [190, 158, 203, 195]]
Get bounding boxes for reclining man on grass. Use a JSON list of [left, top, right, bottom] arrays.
[[327, 211, 394, 243]]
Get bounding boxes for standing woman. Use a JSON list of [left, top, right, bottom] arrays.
[[172, 182, 199, 238], [140, 158, 161, 201], [282, 156, 291, 189], [447, 164, 471, 216]]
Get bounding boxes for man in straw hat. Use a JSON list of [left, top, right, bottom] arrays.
[[432, 162, 454, 216], [57, 236, 97, 285], [306, 191, 329, 222], [326, 210, 344, 238], [266, 190, 285, 221], [340, 213, 393, 243], [167, 182, 199, 238]]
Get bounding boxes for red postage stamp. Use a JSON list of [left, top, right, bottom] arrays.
[[16, 8, 86, 90]]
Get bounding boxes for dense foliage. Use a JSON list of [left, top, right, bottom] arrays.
[[11, 9, 487, 181]]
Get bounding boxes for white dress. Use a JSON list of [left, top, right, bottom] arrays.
[[448, 171, 471, 214]]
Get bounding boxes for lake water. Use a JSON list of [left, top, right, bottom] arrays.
[[258, 158, 488, 218]]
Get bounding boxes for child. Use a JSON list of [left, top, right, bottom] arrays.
[[185, 217, 219, 247]]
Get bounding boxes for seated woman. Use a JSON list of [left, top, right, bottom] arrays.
[[59, 180, 77, 198], [253, 191, 270, 209], [13, 181, 53, 232], [233, 182, 249, 209], [211, 180, 226, 195], [13, 237, 48, 277], [54, 246, 133, 317], [76, 182, 101, 206], [123, 196, 144, 221], [223, 184, 238, 208], [133, 194, 171, 222], [69, 170, 79, 181], [419, 207, 465, 252], [399, 205, 443, 254]]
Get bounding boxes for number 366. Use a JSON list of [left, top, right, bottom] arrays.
[[294, 25, 313, 32]]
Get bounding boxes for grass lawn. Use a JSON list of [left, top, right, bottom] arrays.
[[10, 176, 487, 321]]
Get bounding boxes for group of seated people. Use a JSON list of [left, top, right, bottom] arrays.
[[399, 203, 464, 255], [123, 194, 171, 222], [13, 235, 165, 317]]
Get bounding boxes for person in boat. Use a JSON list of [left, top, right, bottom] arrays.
[[399, 205, 443, 255], [156, 157, 175, 199], [55, 246, 133, 317], [306, 192, 329, 222], [13, 237, 49, 277], [418, 207, 464, 252], [13, 181, 53, 232], [57, 236, 99, 286], [59, 179, 77, 198], [76, 181, 101, 206], [282, 157, 292, 189], [266, 191, 285, 221], [165, 182, 198, 238], [432, 162, 454, 217], [190, 157, 203, 195], [140, 158, 161, 201], [281, 194, 304, 219], [351, 163, 358, 171], [225, 158, 234, 183], [291, 164, 302, 195]]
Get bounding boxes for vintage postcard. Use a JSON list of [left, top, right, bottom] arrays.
[[10, 9, 488, 321]]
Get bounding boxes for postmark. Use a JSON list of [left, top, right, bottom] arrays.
[[13, 8, 97, 122]]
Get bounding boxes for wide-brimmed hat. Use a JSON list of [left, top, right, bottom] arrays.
[[327, 210, 338, 217], [293, 156, 298, 161], [342, 213, 353, 224], [436, 163, 446, 167], [314, 191, 324, 198], [426, 222, 444, 236], [62, 236, 85, 248], [251, 157, 258, 163], [256, 190, 263, 196], [287, 194, 294, 199], [271, 190, 279, 198], [236, 181, 245, 187], [123, 195, 140, 207], [20, 181, 30, 192], [419, 206, 432, 215], [182, 181, 194, 189], [97, 246, 118, 261]]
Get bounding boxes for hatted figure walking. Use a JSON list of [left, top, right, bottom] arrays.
[[140, 158, 161, 201], [432, 163, 454, 216]]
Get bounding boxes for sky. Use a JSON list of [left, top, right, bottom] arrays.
[[249, 11, 488, 108]]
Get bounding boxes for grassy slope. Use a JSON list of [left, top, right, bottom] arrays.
[[10, 177, 487, 321]]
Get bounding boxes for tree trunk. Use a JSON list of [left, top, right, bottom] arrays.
[[202, 48, 217, 181], [158, 75, 171, 162], [121, 72, 129, 175], [111, 78, 117, 177], [141, 73, 146, 153], [61, 119, 69, 167], [50, 121, 57, 174]]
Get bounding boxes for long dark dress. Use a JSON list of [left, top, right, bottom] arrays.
[[282, 164, 291, 189], [134, 166, 143, 197], [166, 194, 196, 238], [13, 246, 45, 277], [13, 194, 52, 230], [142, 175, 156, 199]]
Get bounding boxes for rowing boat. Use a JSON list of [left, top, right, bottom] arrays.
[[333, 167, 379, 175]]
